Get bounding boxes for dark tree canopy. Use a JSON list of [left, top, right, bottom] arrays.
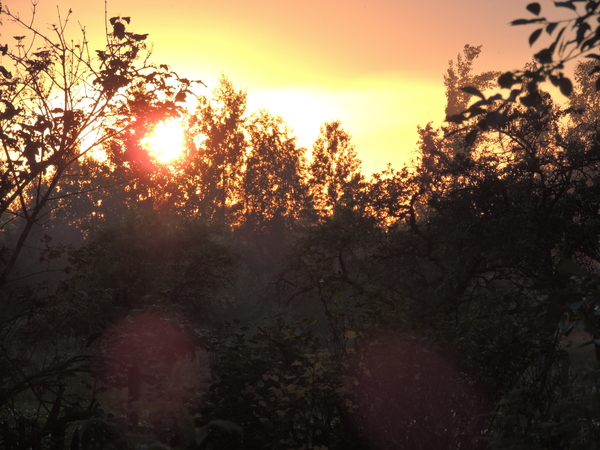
[[4, 1, 600, 449]]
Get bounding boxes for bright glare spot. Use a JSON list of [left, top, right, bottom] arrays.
[[248, 89, 339, 149], [142, 118, 185, 163]]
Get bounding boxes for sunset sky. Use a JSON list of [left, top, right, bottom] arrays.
[[2, 0, 552, 174]]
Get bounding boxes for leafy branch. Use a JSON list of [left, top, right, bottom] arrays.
[[450, 1, 600, 130]]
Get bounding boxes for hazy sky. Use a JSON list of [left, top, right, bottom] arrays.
[[2, 0, 547, 174]]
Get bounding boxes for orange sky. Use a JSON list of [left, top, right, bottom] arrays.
[[2, 0, 550, 175]]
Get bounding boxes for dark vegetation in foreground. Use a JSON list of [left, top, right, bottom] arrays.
[[3, 1, 600, 448]]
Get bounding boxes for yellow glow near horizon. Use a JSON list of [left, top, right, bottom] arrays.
[[3, 0, 538, 175], [247, 78, 445, 174], [141, 119, 186, 164], [248, 89, 339, 148]]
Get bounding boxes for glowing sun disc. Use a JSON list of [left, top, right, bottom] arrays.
[[142, 118, 185, 163]]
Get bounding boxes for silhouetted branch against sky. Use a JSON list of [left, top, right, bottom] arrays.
[[1, 0, 540, 174]]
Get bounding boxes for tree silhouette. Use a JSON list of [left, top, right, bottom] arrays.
[[183, 76, 247, 224], [0, 6, 193, 286], [0, 7, 199, 448], [444, 44, 500, 119], [309, 120, 363, 217]]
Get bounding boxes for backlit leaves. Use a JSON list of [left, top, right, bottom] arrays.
[[464, 128, 478, 147], [460, 86, 484, 99], [0, 66, 12, 78], [110, 17, 141, 41], [485, 110, 506, 129], [576, 21, 591, 45], [559, 75, 573, 96], [529, 28, 543, 46], [511, 18, 546, 26], [449, 0, 600, 133], [589, 65, 600, 76], [534, 48, 553, 64], [113, 21, 125, 40], [498, 72, 516, 89], [554, 1, 576, 11], [519, 90, 542, 107], [0, 99, 19, 120], [527, 2, 541, 15], [446, 113, 466, 124], [546, 22, 559, 34], [487, 0, 600, 107], [109, 16, 130, 26]]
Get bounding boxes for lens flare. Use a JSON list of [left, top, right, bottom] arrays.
[[348, 334, 483, 448], [93, 312, 209, 429], [142, 118, 185, 163]]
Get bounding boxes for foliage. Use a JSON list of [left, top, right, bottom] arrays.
[[309, 121, 364, 218], [444, 44, 501, 119], [0, 208, 237, 449], [381, 57, 600, 447], [0, 4, 195, 286], [509, 1, 600, 93], [6, 0, 600, 448], [180, 75, 248, 224], [242, 110, 308, 230], [199, 314, 364, 450], [173, 77, 312, 240], [449, 0, 600, 156], [349, 335, 487, 450], [66, 208, 238, 322], [0, 6, 206, 448]]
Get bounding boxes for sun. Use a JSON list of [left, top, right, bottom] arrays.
[[142, 118, 186, 164]]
